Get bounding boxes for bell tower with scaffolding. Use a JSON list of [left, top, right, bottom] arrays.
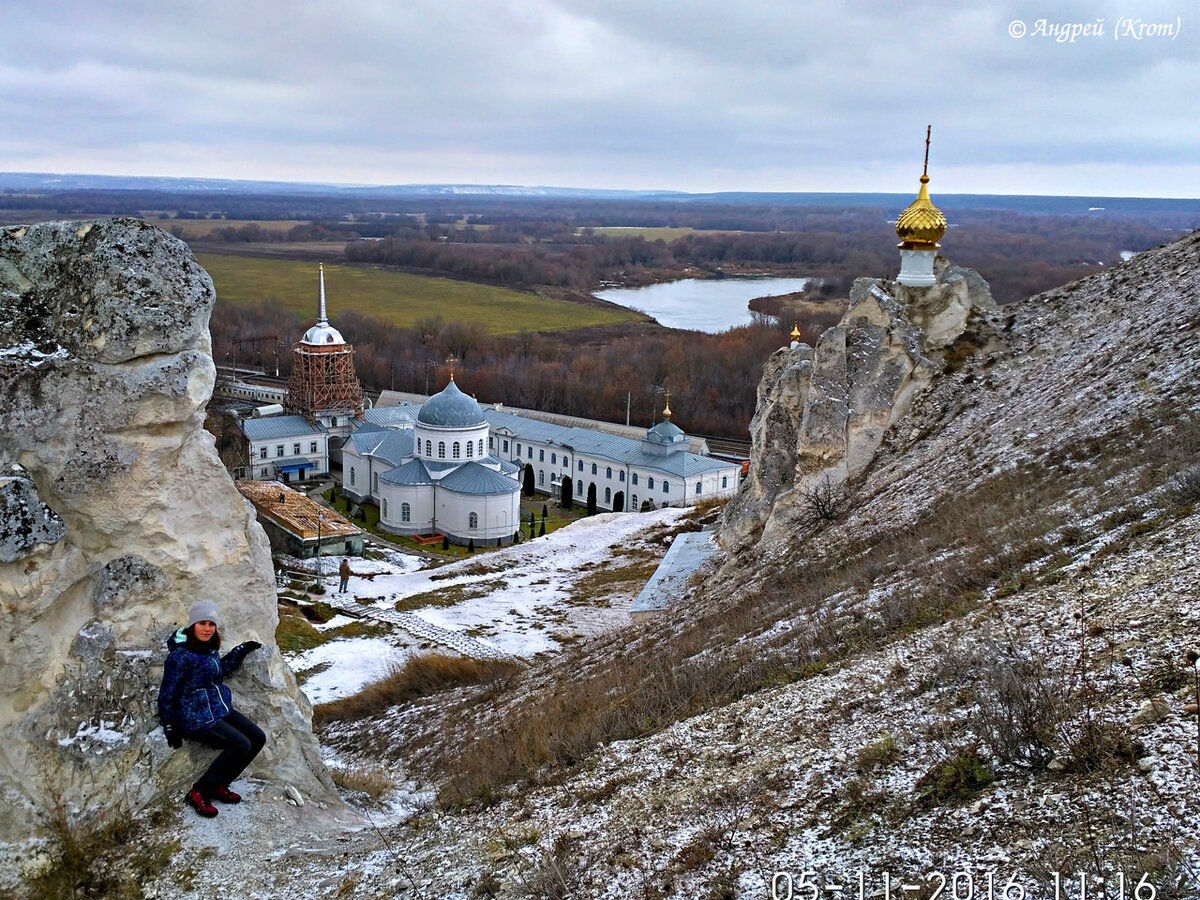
[[285, 264, 363, 440]]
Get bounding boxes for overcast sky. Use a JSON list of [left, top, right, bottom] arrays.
[[2, 1, 1195, 196]]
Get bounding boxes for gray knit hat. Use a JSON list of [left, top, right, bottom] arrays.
[[187, 600, 220, 628]]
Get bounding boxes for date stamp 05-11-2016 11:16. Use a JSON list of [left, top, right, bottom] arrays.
[[767, 869, 1163, 900]]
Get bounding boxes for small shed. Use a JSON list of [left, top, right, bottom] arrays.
[[236, 480, 363, 559]]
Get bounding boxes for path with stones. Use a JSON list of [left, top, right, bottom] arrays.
[[322, 591, 513, 661]]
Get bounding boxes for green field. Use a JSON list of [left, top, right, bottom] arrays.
[[156, 218, 306, 238], [195, 253, 644, 334]]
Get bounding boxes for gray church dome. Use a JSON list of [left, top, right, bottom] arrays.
[[417, 378, 485, 428]]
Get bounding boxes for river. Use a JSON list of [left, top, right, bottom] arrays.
[[593, 276, 814, 333]]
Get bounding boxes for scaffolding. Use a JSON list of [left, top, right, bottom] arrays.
[[286, 342, 363, 421]]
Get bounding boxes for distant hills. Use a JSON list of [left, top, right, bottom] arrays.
[[3, 171, 1198, 216]]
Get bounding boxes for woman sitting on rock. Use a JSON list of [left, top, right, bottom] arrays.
[[156, 600, 265, 818]]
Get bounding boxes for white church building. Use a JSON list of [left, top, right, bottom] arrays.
[[342, 377, 523, 545], [343, 377, 740, 546]]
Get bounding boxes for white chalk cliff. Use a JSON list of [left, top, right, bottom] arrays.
[[0, 219, 335, 846]]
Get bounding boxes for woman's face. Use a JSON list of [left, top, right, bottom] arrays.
[[194, 620, 217, 641]]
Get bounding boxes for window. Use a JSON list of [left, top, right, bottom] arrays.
[[503, 440, 509, 453], [293, 443, 301, 455], [438, 441, 446, 459], [478, 439, 484, 457], [648, 477, 655, 489], [606, 467, 612, 479], [591, 463, 598, 475], [696, 482, 703, 494], [373, 473, 379, 493], [663, 481, 669, 494], [528, 447, 533, 459], [578, 460, 583, 471], [722, 476, 728, 489], [516, 443, 521, 456], [453, 442, 461, 459], [539, 470, 545, 484], [275, 445, 284, 457], [349, 467, 356, 486], [632, 473, 639, 486], [425, 440, 432, 457], [469, 512, 478, 529], [577, 479, 584, 494], [489, 436, 494, 449], [401, 502, 410, 523], [331, 417, 338, 427], [467, 442, 474, 458], [605, 487, 611, 503], [539, 449, 544, 461], [551, 453, 557, 465], [382, 499, 388, 518], [632, 494, 638, 509], [259, 447, 267, 460], [619, 470, 625, 482], [310, 441, 317, 453]]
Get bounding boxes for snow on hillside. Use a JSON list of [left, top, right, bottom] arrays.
[[285, 508, 690, 704]]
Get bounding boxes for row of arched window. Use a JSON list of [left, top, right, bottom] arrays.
[[421, 438, 485, 460]]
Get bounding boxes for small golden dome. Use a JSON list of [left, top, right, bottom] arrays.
[[895, 174, 946, 249], [790, 323, 801, 341]]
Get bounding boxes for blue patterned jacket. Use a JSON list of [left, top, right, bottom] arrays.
[[156, 629, 253, 735]]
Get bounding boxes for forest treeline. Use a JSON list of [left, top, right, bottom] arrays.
[[327, 207, 1167, 304], [211, 301, 837, 439]]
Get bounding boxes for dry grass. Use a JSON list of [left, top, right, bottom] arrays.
[[394, 579, 507, 612], [329, 765, 396, 802], [313, 653, 524, 726]]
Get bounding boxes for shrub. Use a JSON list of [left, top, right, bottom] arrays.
[[1166, 464, 1200, 507], [915, 745, 994, 804], [855, 732, 900, 772], [795, 474, 846, 532], [970, 644, 1059, 770], [330, 764, 395, 801], [313, 653, 524, 725]]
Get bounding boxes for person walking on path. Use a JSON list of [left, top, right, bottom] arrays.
[[157, 600, 265, 818], [338, 558, 351, 593]]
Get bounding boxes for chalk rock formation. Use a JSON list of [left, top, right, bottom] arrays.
[[722, 258, 996, 550], [0, 219, 335, 845]]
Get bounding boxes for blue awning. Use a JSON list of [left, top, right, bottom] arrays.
[[278, 463, 311, 473]]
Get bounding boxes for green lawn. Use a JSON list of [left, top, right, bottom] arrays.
[[588, 226, 698, 241], [196, 253, 642, 334]]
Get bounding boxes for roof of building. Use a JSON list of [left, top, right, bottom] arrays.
[[554, 426, 735, 478], [242, 415, 326, 442], [364, 405, 420, 428], [370, 431, 415, 466], [644, 419, 687, 445], [630, 530, 721, 614], [235, 480, 360, 540], [380, 458, 433, 486], [417, 378, 486, 428], [439, 462, 522, 496]]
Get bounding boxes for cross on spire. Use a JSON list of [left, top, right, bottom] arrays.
[[922, 125, 932, 179]]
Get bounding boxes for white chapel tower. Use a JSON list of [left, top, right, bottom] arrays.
[[895, 126, 948, 288]]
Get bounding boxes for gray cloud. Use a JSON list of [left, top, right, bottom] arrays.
[[2, 0, 1195, 194]]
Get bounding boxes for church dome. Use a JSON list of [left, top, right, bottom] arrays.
[[301, 321, 346, 346], [417, 378, 485, 428], [895, 175, 947, 249]]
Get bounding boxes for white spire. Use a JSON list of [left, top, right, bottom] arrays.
[[318, 263, 328, 323]]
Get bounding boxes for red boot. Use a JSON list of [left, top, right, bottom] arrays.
[[186, 788, 218, 818], [213, 785, 242, 804]]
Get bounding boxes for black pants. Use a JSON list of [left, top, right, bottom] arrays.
[[190, 709, 266, 795]]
